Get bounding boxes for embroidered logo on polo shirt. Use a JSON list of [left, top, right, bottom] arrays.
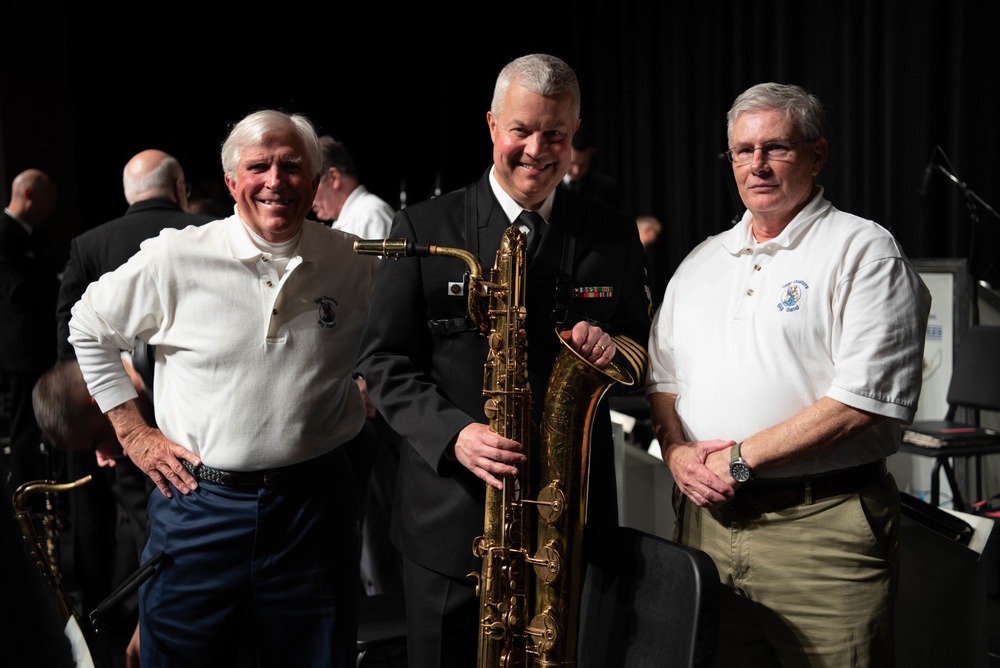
[[573, 286, 613, 299], [776, 280, 808, 312], [315, 296, 339, 328]]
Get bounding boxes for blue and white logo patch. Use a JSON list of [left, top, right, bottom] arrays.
[[776, 280, 808, 312], [315, 296, 339, 328]]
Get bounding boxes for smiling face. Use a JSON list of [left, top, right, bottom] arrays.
[[225, 129, 320, 242], [731, 108, 827, 234], [487, 82, 579, 210]]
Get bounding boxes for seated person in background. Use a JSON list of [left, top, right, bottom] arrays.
[[33, 356, 150, 466]]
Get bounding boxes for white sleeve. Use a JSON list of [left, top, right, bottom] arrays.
[[67, 251, 162, 413], [68, 296, 139, 413]]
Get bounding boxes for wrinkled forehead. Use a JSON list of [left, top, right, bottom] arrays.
[[730, 109, 794, 142], [240, 130, 308, 163], [500, 85, 577, 127]]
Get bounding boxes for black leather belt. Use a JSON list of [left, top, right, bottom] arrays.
[[182, 449, 338, 488], [727, 459, 887, 516]]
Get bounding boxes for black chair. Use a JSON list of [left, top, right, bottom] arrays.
[[900, 325, 1000, 510], [578, 525, 720, 667], [356, 591, 407, 668]]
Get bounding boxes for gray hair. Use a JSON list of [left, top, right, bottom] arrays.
[[726, 83, 825, 145], [319, 136, 358, 178], [123, 154, 181, 204], [490, 53, 581, 120], [221, 110, 322, 181]]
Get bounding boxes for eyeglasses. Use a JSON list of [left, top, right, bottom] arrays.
[[181, 181, 192, 197], [724, 139, 811, 165]]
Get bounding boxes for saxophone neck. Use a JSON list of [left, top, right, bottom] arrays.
[[12, 476, 93, 510], [354, 237, 490, 333]]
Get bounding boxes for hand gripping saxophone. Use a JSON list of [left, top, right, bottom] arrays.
[[355, 226, 632, 667]]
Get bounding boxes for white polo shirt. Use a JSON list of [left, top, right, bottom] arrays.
[[332, 185, 394, 241], [647, 189, 930, 477], [69, 214, 379, 471]]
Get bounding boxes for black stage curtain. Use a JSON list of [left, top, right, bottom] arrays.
[[565, 0, 1000, 289], [2, 3, 998, 290]]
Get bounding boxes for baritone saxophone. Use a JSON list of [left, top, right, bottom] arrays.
[[354, 226, 633, 666]]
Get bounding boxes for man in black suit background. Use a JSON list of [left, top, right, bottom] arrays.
[[0, 168, 60, 495], [53, 149, 218, 660], [560, 124, 624, 212], [56, 149, 220, 361], [356, 53, 651, 667]]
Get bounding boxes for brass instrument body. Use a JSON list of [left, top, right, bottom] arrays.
[[13, 476, 93, 622], [473, 226, 533, 667]]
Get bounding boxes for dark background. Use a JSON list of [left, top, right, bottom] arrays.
[[2, 1, 999, 291]]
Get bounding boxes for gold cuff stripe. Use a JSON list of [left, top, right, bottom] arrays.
[[611, 335, 649, 385]]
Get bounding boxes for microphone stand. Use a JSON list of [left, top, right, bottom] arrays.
[[89, 550, 165, 668], [927, 162, 1000, 324]]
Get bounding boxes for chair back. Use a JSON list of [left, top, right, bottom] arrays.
[[946, 326, 1000, 416], [578, 525, 719, 668]]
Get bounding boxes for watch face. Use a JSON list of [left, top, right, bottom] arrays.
[[730, 461, 752, 483]]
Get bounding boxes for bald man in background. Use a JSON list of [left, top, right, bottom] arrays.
[[56, 149, 220, 360], [1, 168, 60, 494], [54, 149, 218, 657]]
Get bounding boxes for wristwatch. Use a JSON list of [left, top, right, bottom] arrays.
[[729, 442, 754, 483]]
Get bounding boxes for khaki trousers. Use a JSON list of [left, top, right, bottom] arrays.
[[675, 473, 900, 667]]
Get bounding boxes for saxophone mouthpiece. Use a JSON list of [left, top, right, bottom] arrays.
[[354, 238, 430, 258]]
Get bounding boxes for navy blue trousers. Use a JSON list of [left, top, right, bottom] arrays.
[[139, 449, 359, 667]]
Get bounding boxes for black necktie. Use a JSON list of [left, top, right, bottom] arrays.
[[517, 210, 546, 257]]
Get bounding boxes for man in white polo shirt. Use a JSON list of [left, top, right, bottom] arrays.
[[69, 109, 378, 667], [647, 82, 930, 666]]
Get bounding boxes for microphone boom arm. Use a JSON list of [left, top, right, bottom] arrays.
[[929, 163, 1000, 223]]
